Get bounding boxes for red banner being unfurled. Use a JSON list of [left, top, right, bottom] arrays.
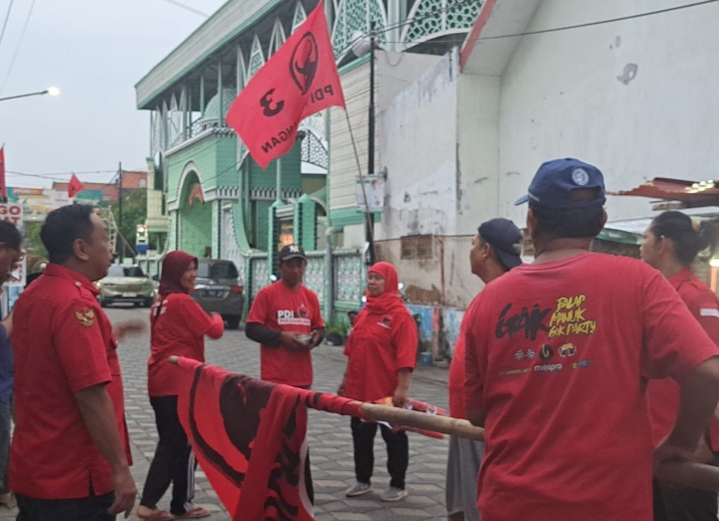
[[173, 357, 362, 521], [225, 2, 345, 169]]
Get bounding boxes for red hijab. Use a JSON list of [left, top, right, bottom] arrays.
[[159, 251, 197, 297], [358, 262, 407, 318]]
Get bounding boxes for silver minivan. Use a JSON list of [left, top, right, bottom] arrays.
[[190, 259, 244, 329]]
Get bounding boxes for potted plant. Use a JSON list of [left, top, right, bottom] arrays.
[[325, 320, 350, 346]]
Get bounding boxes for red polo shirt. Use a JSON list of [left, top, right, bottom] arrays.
[[464, 253, 719, 521], [343, 307, 417, 402], [10, 264, 131, 499], [647, 267, 719, 446], [247, 281, 324, 387]]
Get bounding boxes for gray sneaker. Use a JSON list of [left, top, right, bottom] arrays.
[[380, 487, 408, 502], [346, 481, 373, 497]]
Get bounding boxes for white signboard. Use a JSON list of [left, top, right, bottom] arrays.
[[0, 203, 23, 231], [355, 175, 385, 212]]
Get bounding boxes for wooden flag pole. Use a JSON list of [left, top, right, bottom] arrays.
[[167, 356, 719, 491]]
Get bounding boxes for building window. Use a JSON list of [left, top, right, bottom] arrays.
[[401, 235, 433, 260]]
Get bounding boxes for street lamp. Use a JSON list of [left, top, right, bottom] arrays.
[[0, 87, 60, 103], [351, 30, 378, 265]]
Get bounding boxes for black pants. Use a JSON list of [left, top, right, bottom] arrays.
[[653, 479, 718, 521], [140, 395, 196, 516], [16, 492, 115, 521], [350, 417, 409, 490]]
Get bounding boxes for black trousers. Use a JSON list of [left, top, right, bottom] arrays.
[[16, 492, 115, 521], [350, 416, 409, 490], [140, 395, 196, 516], [653, 479, 718, 521]]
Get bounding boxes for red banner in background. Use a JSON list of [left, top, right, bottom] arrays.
[[226, 2, 345, 169], [173, 357, 362, 521]]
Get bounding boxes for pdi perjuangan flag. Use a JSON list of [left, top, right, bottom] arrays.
[[173, 357, 362, 521], [225, 1, 345, 169]]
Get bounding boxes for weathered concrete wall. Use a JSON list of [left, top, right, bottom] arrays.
[[491, 0, 719, 225], [379, 50, 460, 240]]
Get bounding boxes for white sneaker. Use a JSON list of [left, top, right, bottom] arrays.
[[345, 481, 373, 497], [381, 486, 408, 502]]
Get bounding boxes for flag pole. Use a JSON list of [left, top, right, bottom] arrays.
[[343, 110, 376, 266], [167, 355, 719, 492]]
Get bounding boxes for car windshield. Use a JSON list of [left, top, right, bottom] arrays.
[[107, 265, 146, 278], [197, 261, 238, 280]]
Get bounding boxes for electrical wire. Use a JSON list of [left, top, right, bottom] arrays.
[[0, 0, 35, 95], [378, 0, 719, 44], [0, 0, 14, 53], [159, 0, 208, 18]]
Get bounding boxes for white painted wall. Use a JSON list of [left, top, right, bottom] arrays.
[[490, 0, 719, 226], [378, 50, 460, 239]]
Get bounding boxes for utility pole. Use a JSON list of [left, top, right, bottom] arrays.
[[118, 161, 123, 254], [365, 28, 377, 266]]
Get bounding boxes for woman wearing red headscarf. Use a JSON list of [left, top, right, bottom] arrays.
[[138, 251, 224, 521], [338, 262, 418, 502]]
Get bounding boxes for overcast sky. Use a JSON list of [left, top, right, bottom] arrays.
[[0, 0, 226, 188]]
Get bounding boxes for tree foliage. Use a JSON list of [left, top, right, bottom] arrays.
[[106, 188, 147, 255]]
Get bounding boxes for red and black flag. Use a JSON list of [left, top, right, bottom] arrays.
[[68, 173, 84, 198], [225, 1, 345, 169], [173, 357, 362, 521]]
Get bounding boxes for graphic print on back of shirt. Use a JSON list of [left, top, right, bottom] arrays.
[[495, 294, 598, 375]]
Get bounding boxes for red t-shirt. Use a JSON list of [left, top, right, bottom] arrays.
[[246, 282, 324, 387], [647, 267, 719, 446], [10, 264, 132, 499], [148, 293, 225, 397], [464, 253, 719, 521], [343, 307, 417, 402], [448, 307, 476, 419]]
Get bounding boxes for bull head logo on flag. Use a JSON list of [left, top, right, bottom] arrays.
[[291, 33, 319, 95], [226, 2, 345, 169]]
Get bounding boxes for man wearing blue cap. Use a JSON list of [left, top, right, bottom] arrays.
[[446, 218, 523, 521], [463, 158, 719, 521]]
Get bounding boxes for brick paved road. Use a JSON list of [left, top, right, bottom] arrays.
[[0, 305, 453, 521]]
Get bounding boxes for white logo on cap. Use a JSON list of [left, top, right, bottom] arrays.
[[289, 245, 300, 253], [571, 168, 589, 186]]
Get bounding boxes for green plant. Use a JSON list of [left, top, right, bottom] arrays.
[[325, 320, 350, 338]]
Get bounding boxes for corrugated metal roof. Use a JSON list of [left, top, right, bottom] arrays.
[[611, 177, 719, 208]]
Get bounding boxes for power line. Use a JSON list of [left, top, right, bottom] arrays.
[[379, 0, 719, 44], [159, 0, 208, 18], [368, 0, 478, 39], [0, 0, 36, 95], [0, 0, 14, 53]]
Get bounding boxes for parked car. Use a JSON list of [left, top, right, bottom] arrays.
[[97, 264, 156, 308], [190, 259, 244, 329]]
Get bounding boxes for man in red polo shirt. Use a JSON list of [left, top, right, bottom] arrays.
[[245, 244, 325, 388], [245, 243, 325, 505], [11, 205, 138, 520], [464, 158, 719, 521]]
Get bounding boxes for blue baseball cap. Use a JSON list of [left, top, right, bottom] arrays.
[[515, 158, 606, 210], [478, 218, 523, 269]]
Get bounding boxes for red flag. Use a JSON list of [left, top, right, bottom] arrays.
[[226, 2, 345, 169], [0, 147, 6, 199], [174, 357, 362, 521], [68, 173, 84, 198]]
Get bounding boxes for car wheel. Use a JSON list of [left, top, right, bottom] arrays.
[[226, 316, 241, 330], [143, 298, 154, 308], [99, 299, 109, 308]]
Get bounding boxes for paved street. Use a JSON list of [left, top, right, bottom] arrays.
[[0, 305, 453, 521]]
